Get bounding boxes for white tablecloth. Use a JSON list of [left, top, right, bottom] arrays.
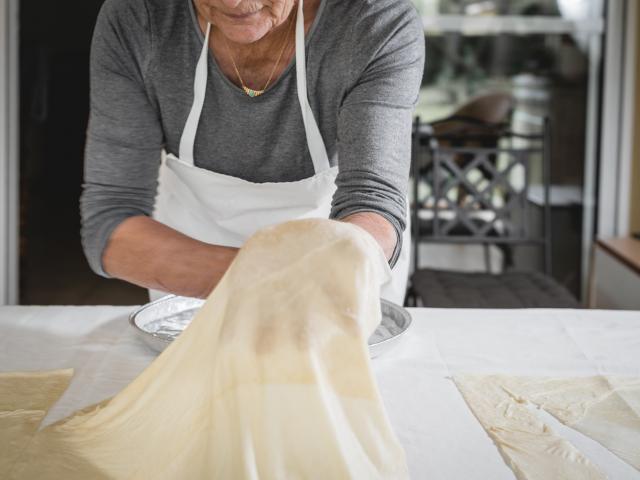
[[1, 306, 639, 479]]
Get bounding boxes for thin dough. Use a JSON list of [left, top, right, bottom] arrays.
[[454, 374, 605, 480], [499, 375, 640, 471], [0, 369, 73, 475], [4, 219, 408, 479]]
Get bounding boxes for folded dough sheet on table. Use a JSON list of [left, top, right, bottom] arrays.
[[454, 374, 640, 480], [0, 219, 408, 480]]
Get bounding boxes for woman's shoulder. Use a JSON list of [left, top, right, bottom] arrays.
[[327, 0, 420, 26], [324, 0, 422, 46], [92, 0, 193, 81], [322, 0, 423, 64], [337, 0, 418, 14], [95, 0, 194, 65], [97, 0, 148, 24], [97, 0, 188, 32]]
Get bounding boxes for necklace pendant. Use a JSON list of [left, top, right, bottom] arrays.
[[243, 86, 264, 98]]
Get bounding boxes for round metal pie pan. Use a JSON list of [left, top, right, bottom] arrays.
[[130, 295, 411, 358]]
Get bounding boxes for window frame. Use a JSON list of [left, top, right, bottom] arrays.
[[0, 0, 19, 305]]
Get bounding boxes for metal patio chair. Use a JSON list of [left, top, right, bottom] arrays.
[[408, 117, 579, 308]]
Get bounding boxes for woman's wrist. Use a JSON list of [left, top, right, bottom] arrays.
[[191, 245, 238, 299], [340, 212, 397, 261], [103, 216, 238, 298]]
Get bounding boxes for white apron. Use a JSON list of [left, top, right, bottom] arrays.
[[151, 0, 410, 304]]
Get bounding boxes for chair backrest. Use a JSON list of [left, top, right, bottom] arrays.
[[411, 116, 552, 274], [428, 92, 515, 139], [450, 92, 515, 125]]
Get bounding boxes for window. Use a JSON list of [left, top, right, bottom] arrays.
[[412, 0, 606, 297]]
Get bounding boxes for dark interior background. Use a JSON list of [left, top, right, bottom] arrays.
[[19, 0, 148, 304]]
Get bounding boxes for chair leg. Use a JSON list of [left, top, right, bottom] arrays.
[[404, 285, 416, 307], [503, 245, 514, 271], [404, 284, 422, 308], [484, 244, 491, 273]]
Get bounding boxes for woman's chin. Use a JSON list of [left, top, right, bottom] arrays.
[[218, 23, 273, 45]]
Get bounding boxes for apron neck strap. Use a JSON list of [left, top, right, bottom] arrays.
[[294, 0, 331, 173], [179, 23, 212, 165], [178, 1, 331, 173]]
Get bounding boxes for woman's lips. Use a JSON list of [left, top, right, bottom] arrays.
[[222, 9, 261, 21]]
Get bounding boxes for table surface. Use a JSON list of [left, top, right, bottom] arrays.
[[1, 306, 640, 479]]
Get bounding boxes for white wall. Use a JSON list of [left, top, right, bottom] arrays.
[[0, 0, 19, 305], [591, 248, 640, 310]]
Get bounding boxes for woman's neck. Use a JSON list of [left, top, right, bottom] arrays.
[[198, 0, 320, 92]]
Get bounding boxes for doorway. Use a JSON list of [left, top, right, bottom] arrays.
[[19, 0, 147, 304]]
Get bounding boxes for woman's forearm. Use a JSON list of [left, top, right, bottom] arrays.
[[103, 213, 393, 299], [102, 216, 238, 299]]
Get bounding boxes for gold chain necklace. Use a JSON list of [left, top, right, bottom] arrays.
[[222, 11, 296, 98]]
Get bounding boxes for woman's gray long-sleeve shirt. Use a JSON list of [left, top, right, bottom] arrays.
[[81, 0, 425, 276]]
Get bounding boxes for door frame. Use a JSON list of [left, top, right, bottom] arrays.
[[0, 0, 19, 305], [597, 0, 638, 239]]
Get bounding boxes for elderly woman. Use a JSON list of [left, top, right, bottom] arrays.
[[81, 0, 424, 304]]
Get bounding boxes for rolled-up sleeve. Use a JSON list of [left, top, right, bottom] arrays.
[[80, 0, 163, 277], [331, 1, 425, 266]]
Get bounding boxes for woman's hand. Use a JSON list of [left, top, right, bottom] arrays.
[[103, 216, 238, 299]]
